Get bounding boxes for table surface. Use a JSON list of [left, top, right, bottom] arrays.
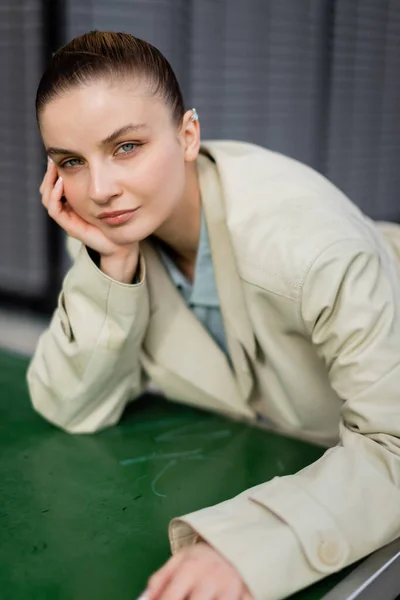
[[0, 350, 357, 600]]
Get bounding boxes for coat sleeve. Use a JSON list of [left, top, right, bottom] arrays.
[[27, 243, 150, 433], [168, 239, 400, 600]]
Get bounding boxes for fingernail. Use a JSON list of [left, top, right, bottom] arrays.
[[56, 176, 63, 185], [48, 156, 53, 164], [137, 593, 149, 600]]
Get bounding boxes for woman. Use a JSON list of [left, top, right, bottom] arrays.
[[29, 31, 400, 600]]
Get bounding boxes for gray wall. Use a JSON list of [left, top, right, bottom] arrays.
[[0, 1, 48, 298]]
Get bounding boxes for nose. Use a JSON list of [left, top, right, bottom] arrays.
[[88, 164, 122, 205]]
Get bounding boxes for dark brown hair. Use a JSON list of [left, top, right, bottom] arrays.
[[35, 30, 185, 125]]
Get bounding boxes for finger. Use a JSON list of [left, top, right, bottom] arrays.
[[241, 588, 254, 600], [41, 159, 58, 208], [190, 580, 220, 600], [217, 584, 244, 600], [189, 564, 244, 600], [155, 566, 198, 600], [39, 166, 47, 196], [146, 552, 186, 599], [39, 157, 54, 195], [47, 176, 65, 221]]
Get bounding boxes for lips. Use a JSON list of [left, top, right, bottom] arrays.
[[98, 208, 138, 226], [98, 209, 137, 219]]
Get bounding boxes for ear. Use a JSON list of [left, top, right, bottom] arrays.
[[181, 109, 201, 162]]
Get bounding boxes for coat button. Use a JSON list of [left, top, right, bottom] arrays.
[[317, 539, 343, 566]]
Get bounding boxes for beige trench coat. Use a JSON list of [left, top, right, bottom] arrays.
[[28, 141, 400, 600]]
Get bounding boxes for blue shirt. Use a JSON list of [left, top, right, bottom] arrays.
[[157, 211, 228, 355]]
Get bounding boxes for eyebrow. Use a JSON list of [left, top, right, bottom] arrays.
[[46, 123, 148, 157]]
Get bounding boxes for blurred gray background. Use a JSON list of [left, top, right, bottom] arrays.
[[1, 0, 400, 353]]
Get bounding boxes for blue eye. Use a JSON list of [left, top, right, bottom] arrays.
[[61, 158, 83, 168], [116, 143, 137, 155]]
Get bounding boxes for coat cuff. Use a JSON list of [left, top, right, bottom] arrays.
[[169, 477, 351, 600], [65, 244, 146, 317]]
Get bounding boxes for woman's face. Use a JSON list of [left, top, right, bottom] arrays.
[[39, 78, 198, 245]]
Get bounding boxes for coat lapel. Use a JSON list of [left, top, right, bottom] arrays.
[[198, 151, 256, 401], [140, 240, 252, 418]]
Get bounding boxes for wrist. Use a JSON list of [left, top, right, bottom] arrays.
[[100, 248, 139, 284]]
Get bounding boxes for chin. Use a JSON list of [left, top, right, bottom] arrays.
[[109, 220, 155, 245]]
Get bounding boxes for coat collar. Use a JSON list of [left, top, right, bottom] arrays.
[[140, 148, 255, 416]]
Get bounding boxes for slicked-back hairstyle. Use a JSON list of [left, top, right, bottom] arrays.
[[36, 30, 185, 125]]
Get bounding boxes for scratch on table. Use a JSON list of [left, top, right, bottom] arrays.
[[186, 454, 233, 468], [151, 459, 178, 498], [129, 417, 187, 432], [155, 421, 232, 442], [120, 448, 203, 466], [133, 474, 149, 486]]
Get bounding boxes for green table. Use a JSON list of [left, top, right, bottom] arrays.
[[0, 350, 390, 600]]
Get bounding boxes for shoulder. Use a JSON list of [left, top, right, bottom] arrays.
[[202, 141, 385, 298]]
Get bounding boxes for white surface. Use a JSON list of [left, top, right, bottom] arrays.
[[0, 308, 48, 356]]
